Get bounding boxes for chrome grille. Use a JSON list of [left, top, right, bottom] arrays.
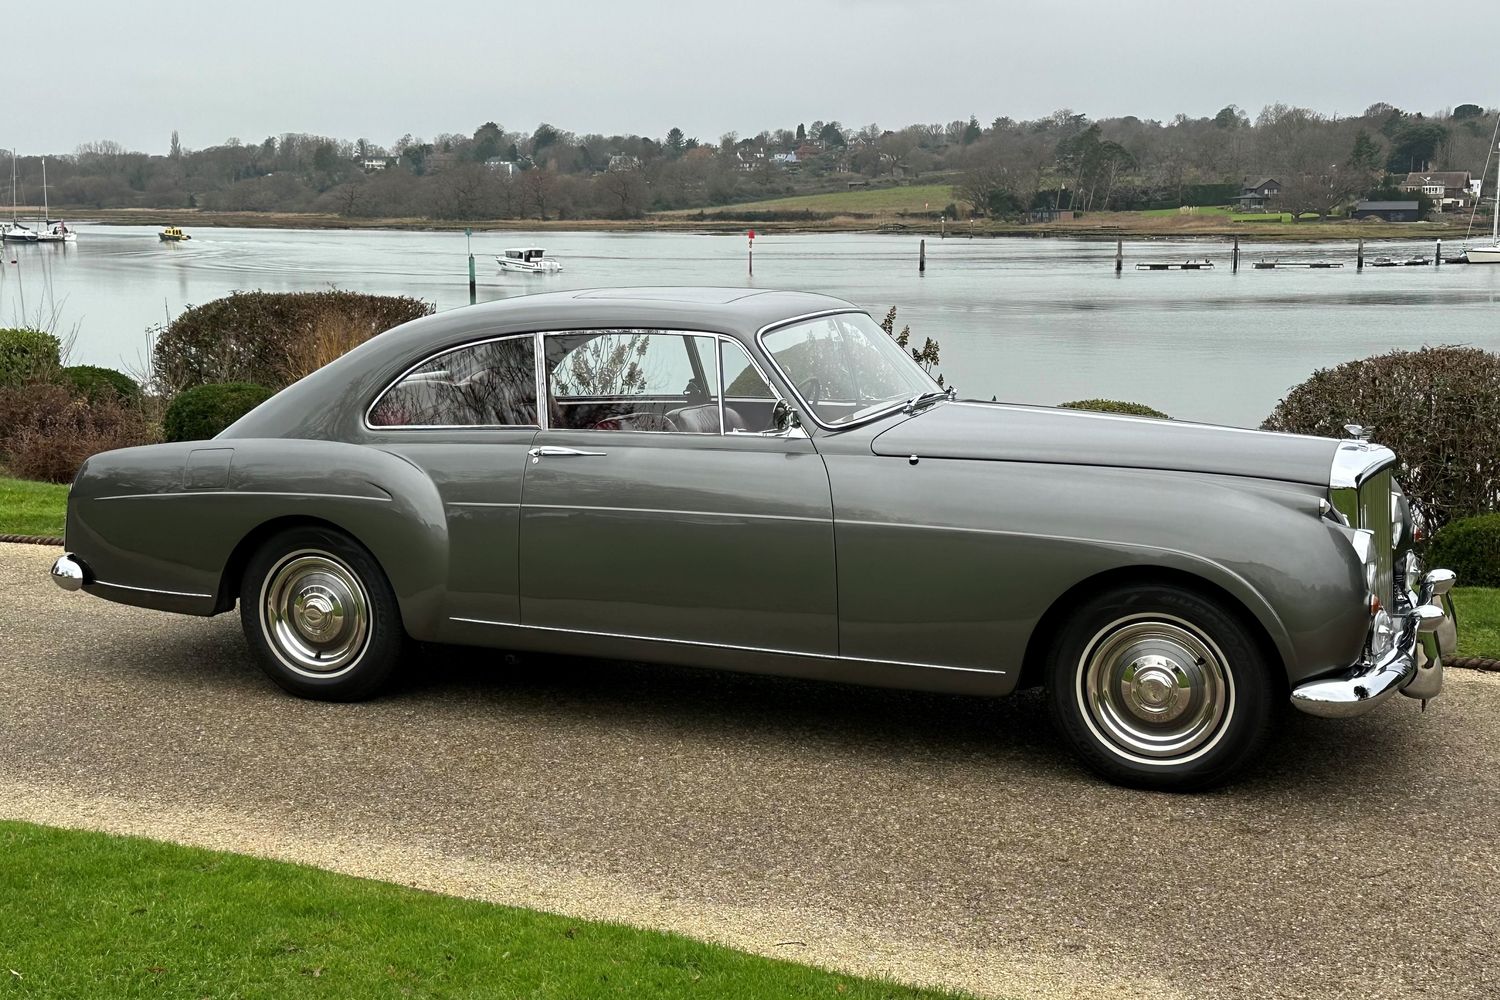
[[1358, 467, 1395, 609]]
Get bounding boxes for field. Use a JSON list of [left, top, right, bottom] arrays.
[[0, 476, 68, 537], [657, 183, 958, 217]]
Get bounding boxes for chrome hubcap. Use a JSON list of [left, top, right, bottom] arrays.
[[1079, 616, 1233, 762], [261, 551, 370, 677]]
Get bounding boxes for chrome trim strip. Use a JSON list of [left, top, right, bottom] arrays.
[[523, 503, 827, 523], [448, 618, 1004, 675], [363, 331, 540, 432], [446, 501, 521, 509], [93, 579, 213, 599], [95, 490, 393, 503]]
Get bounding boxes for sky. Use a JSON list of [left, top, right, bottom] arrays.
[[15, 0, 1478, 155]]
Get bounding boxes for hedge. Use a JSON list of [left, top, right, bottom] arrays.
[[1428, 514, 1500, 588], [1059, 399, 1170, 419], [162, 383, 274, 442], [63, 365, 141, 405], [0, 328, 62, 387], [152, 290, 433, 396]]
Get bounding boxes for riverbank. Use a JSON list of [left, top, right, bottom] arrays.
[[49, 205, 1480, 242]]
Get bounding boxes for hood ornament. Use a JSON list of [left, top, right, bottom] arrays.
[[1343, 423, 1373, 441]]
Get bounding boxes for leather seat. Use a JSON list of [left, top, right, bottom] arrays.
[[668, 404, 746, 433]]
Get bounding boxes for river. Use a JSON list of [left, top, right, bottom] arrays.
[[4, 224, 1498, 427]]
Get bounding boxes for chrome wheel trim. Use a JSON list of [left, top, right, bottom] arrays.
[[1074, 613, 1235, 767], [258, 549, 371, 679]]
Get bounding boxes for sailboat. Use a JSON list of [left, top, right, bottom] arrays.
[[1468, 141, 1500, 263], [2, 149, 37, 243], [34, 158, 75, 243]]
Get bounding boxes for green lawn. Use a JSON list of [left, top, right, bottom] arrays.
[[1451, 587, 1500, 660], [663, 183, 957, 217], [0, 475, 67, 536], [1137, 205, 1235, 218], [0, 820, 966, 1000]]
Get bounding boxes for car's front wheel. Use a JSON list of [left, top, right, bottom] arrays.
[[239, 526, 405, 701], [1044, 584, 1279, 791]]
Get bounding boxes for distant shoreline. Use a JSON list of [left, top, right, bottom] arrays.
[[38, 206, 1479, 243]]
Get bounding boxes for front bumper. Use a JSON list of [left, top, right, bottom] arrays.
[[1291, 569, 1455, 719]]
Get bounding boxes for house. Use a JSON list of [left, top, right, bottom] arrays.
[[607, 154, 641, 172], [484, 157, 518, 176], [734, 150, 766, 173], [424, 151, 458, 173], [359, 158, 388, 172], [1351, 200, 1422, 222], [794, 143, 823, 161], [1399, 171, 1473, 211], [1234, 178, 1281, 210], [771, 151, 798, 166]]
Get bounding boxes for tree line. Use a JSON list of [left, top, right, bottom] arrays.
[[4, 101, 1494, 222]]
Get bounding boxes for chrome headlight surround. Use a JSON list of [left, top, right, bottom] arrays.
[[1350, 528, 1378, 601]]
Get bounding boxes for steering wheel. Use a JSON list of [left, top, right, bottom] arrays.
[[796, 377, 822, 403]]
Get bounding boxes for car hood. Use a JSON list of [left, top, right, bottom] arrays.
[[868, 400, 1339, 485]]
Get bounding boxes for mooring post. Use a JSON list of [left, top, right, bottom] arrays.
[[1232, 236, 1240, 273], [940, 215, 946, 239], [748, 228, 755, 276], [919, 239, 926, 273], [465, 227, 476, 304], [1436, 239, 1442, 266], [1357, 237, 1364, 272], [1115, 239, 1123, 274]]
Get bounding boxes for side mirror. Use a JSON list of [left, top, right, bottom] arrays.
[[770, 399, 807, 437]]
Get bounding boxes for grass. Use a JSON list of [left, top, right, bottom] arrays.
[[1451, 587, 1500, 660], [662, 183, 958, 217], [0, 475, 67, 536], [0, 820, 968, 1000]]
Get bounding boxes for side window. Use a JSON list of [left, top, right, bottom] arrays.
[[718, 340, 780, 433], [369, 336, 538, 427], [545, 330, 719, 432]]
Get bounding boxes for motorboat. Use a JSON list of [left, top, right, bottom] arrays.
[[496, 247, 562, 273], [159, 226, 191, 242]]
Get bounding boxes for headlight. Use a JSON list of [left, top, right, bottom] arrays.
[[1351, 529, 1378, 599]]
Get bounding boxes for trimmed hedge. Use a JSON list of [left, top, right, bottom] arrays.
[[163, 382, 273, 442], [1263, 346, 1500, 532], [0, 328, 61, 387], [1059, 399, 1170, 419], [152, 290, 434, 396], [63, 365, 141, 405], [1428, 514, 1500, 588]]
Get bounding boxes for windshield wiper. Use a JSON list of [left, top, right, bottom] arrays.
[[901, 387, 952, 414]]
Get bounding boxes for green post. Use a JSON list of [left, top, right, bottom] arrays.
[[466, 227, 476, 304]]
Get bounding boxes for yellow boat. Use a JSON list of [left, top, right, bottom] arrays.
[[158, 226, 191, 242]]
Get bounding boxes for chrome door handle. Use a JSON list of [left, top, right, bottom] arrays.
[[528, 446, 607, 459]]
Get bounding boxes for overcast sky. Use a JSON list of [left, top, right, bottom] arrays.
[[19, 0, 1475, 155]]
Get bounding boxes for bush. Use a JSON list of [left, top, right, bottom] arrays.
[[0, 328, 62, 387], [152, 290, 434, 396], [63, 365, 141, 405], [1262, 346, 1500, 531], [1060, 399, 1170, 419], [162, 382, 273, 442], [0, 382, 156, 483], [1428, 513, 1500, 587]]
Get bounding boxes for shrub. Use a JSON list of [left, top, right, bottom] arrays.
[[1262, 346, 1500, 531], [63, 365, 142, 405], [152, 290, 433, 396], [1060, 399, 1170, 419], [162, 382, 273, 442], [0, 382, 156, 483], [0, 328, 62, 387], [1427, 514, 1500, 587]]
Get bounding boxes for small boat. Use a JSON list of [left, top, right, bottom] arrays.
[[496, 247, 562, 273], [1135, 259, 1213, 270], [32, 160, 75, 242], [159, 226, 191, 242], [1466, 138, 1500, 263], [2, 222, 37, 243]]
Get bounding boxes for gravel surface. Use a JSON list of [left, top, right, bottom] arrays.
[[2, 540, 1497, 999]]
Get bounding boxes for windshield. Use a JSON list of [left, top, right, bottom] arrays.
[[761, 312, 941, 425]]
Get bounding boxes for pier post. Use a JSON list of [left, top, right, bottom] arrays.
[[1115, 239, 1123, 274], [940, 215, 946, 239], [465, 227, 476, 304], [1357, 238, 1364, 272], [747, 228, 755, 276], [1232, 236, 1240, 273], [919, 239, 926, 273], [1436, 239, 1442, 266]]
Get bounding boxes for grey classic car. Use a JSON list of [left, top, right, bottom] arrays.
[[50, 287, 1456, 789]]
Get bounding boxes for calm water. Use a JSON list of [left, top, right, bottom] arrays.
[[5, 224, 1500, 427]]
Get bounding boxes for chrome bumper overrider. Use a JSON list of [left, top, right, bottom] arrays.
[[1291, 569, 1456, 719], [49, 553, 88, 592]]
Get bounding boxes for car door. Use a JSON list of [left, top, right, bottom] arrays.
[[518, 330, 837, 655], [363, 333, 539, 625]]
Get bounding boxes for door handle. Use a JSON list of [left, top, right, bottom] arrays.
[[528, 446, 607, 461]]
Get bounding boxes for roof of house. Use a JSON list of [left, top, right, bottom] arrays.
[[1248, 178, 1279, 189], [1401, 171, 1472, 188], [1355, 200, 1420, 211]]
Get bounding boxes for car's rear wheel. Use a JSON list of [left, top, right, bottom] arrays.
[[239, 526, 405, 701], [1044, 583, 1278, 791]]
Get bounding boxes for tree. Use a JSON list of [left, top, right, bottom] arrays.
[[472, 122, 504, 162], [1453, 103, 1484, 121], [596, 166, 646, 218], [1386, 121, 1448, 173], [169, 130, 181, 159], [958, 161, 1008, 216], [521, 167, 557, 220], [962, 116, 982, 145], [818, 121, 845, 146], [796, 123, 805, 142], [531, 123, 560, 157], [665, 127, 685, 157], [1213, 105, 1247, 130]]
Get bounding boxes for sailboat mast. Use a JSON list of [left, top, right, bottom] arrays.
[[41, 157, 48, 223], [1493, 142, 1499, 244]]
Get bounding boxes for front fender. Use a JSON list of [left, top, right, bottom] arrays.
[[67, 439, 449, 637]]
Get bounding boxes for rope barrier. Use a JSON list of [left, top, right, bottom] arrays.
[[0, 534, 63, 546]]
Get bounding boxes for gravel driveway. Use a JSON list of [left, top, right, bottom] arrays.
[[2, 541, 1497, 999]]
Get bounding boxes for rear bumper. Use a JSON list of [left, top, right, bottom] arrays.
[[1291, 569, 1455, 719], [50, 553, 88, 591]]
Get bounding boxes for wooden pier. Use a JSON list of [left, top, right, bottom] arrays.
[[1135, 260, 1214, 271], [1251, 261, 1343, 269]]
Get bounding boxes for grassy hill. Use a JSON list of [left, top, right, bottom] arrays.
[[659, 183, 957, 218]]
